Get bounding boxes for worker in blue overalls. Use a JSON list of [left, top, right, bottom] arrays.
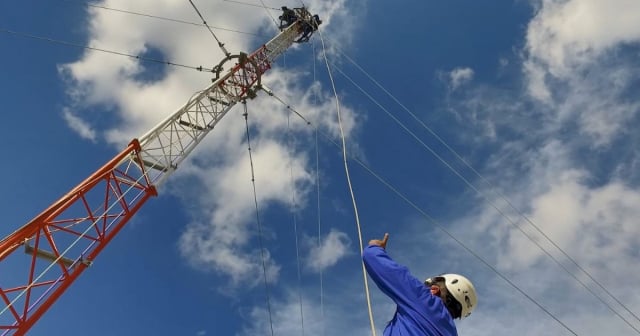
[[363, 233, 477, 336]]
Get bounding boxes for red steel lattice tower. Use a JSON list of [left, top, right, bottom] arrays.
[[0, 8, 317, 335]]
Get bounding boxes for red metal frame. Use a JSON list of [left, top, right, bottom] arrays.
[[0, 140, 157, 335]]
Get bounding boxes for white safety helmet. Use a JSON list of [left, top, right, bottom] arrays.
[[425, 273, 477, 319]]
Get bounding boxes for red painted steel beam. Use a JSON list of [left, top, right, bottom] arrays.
[[0, 140, 157, 335]]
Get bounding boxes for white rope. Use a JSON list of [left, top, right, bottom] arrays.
[[316, 30, 377, 336]]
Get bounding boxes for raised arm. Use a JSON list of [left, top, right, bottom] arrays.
[[362, 236, 427, 306]]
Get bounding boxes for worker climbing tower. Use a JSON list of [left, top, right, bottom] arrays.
[[0, 7, 320, 336]]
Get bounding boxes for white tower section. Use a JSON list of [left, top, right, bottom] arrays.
[[136, 22, 302, 187]]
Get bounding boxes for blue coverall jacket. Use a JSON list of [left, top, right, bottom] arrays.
[[362, 245, 458, 336]]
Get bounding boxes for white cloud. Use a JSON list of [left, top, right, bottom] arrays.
[[179, 221, 281, 287], [526, 0, 640, 77], [176, 138, 314, 286], [305, 229, 352, 273], [449, 67, 475, 90], [523, 60, 551, 103], [62, 108, 97, 142], [523, 0, 640, 146]]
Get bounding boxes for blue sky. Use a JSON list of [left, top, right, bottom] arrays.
[[2, 0, 640, 335]]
